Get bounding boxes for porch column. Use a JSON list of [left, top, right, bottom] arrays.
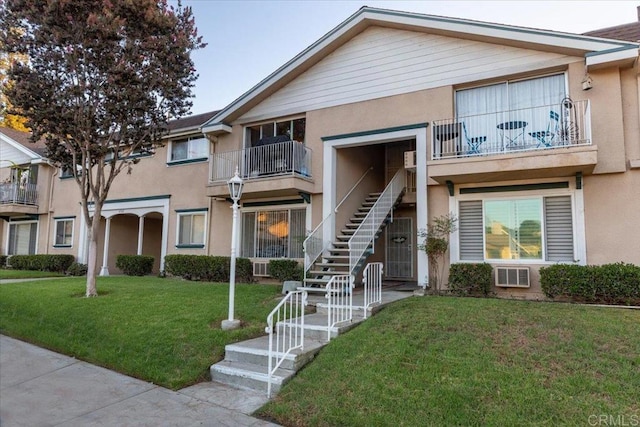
[[99, 216, 112, 276], [137, 215, 145, 255], [159, 208, 169, 272]]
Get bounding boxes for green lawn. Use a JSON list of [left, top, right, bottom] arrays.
[[0, 269, 65, 279], [0, 276, 281, 389], [258, 297, 640, 426]]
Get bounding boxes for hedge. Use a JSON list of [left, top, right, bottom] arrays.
[[7, 254, 75, 272], [115, 255, 154, 276], [541, 263, 640, 305], [448, 263, 493, 296], [0, 255, 7, 268], [66, 262, 88, 276], [268, 259, 303, 282], [164, 255, 253, 283]]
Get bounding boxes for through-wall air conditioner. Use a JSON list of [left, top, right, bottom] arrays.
[[253, 261, 270, 277], [404, 151, 417, 170], [495, 267, 530, 288]]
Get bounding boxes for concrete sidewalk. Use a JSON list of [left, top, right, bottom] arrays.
[[0, 335, 279, 427]]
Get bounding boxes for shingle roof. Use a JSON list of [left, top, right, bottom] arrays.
[[0, 126, 47, 157], [167, 110, 218, 132], [583, 8, 640, 42]]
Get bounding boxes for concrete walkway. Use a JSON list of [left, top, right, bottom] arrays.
[[0, 335, 278, 427]]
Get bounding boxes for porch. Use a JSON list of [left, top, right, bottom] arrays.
[[0, 183, 39, 216], [207, 139, 313, 198]]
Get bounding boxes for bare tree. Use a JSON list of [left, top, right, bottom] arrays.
[[1, 0, 205, 296]]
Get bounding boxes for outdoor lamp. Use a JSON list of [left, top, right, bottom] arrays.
[[221, 167, 244, 330]]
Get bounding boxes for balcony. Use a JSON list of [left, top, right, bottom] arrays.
[[0, 182, 39, 216], [208, 140, 314, 198], [428, 100, 597, 184]]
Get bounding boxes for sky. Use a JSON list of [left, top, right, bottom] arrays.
[[181, 0, 639, 116]]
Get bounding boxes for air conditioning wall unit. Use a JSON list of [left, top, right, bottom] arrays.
[[404, 151, 417, 169], [253, 261, 270, 277], [495, 267, 530, 288]]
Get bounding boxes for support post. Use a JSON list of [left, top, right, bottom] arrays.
[[100, 217, 111, 276], [137, 215, 145, 255]]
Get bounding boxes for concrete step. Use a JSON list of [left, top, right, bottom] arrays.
[[210, 359, 295, 394], [224, 335, 325, 371]]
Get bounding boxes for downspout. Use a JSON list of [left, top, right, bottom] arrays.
[[44, 162, 59, 252]]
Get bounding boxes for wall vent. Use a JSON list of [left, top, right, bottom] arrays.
[[404, 151, 416, 169], [495, 267, 530, 288]]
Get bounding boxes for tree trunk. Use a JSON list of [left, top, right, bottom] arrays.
[[85, 216, 100, 297]]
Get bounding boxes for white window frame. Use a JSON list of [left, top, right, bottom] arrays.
[[175, 210, 207, 248], [6, 219, 39, 255], [53, 217, 74, 248], [450, 181, 586, 265], [240, 203, 308, 259], [167, 136, 209, 164]]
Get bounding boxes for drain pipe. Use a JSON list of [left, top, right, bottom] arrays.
[[44, 163, 59, 251]]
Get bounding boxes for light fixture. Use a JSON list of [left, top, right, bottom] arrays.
[[222, 166, 244, 331]]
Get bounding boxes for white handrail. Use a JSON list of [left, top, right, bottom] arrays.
[[348, 169, 405, 276], [265, 290, 306, 398], [303, 166, 375, 279], [362, 262, 383, 319], [325, 275, 354, 341]]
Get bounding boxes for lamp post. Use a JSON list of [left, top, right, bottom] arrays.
[[221, 167, 244, 331]]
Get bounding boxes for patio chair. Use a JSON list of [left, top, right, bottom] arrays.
[[528, 110, 560, 148], [462, 122, 487, 155]]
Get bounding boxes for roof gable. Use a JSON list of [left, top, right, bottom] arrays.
[[0, 127, 45, 166], [202, 6, 638, 132]]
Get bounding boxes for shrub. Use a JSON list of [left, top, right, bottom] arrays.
[[115, 255, 154, 276], [541, 263, 640, 305], [164, 255, 253, 283], [268, 259, 303, 282], [7, 254, 75, 272], [66, 262, 88, 276], [0, 255, 7, 268], [448, 263, 493, 297]]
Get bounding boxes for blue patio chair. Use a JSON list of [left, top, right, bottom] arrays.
[[462, 122, 487, 155], [528, 110, 560, 148]]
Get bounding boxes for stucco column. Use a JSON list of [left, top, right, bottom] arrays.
[[416, 129, 428, 289], [100, 217, 111, 276], [137, 215, 145, 255]]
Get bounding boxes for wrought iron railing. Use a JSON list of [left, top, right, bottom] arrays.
[[325, 274, 354, 342], [348, 169, 405, 276], [210, 140, 312, 182], [431, 100, 591, 159], [362, 262, 383, 319], [265, 289, 306, 398], [0, 183, 38, 206]]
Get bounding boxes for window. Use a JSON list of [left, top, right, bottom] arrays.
[[176, 211, 206, 247], [54, 218, 74, 247], [170, 137, 208, 163], [459, 195, 574, 262], [245, 117, 306, 147], [241, 208, 306, 258], [8, 220, 37, 255]]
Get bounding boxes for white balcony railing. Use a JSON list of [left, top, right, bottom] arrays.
[[210, 140, 312, 182], [431, 100, 591, 160], [0, 183, 38, 206]]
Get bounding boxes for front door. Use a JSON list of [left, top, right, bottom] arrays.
[[386, 217, 413, 279]]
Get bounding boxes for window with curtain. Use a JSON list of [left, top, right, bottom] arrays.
[[177, 211, 206, 247], [170, 137, 209, 162], [8, 221, 37, 255], [455, 74, 566, 149], [241, 208, 306, 258]]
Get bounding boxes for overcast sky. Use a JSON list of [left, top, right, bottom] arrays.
[[182, 0, 639, 115]]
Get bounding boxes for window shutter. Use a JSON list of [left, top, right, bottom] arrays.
[[544, 196, 574, 261], [459, 200, 484, 260]]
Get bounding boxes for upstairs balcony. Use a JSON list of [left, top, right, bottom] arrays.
[[208, 139, 314, 198], [428, 100, 598, 184], [0, 182, 39, 216]]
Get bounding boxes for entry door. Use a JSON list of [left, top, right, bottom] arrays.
[[386, 217, 413, 279]]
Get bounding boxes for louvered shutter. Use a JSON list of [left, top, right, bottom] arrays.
[[544, 196, 574, 261], [459, 200, 484, 260]]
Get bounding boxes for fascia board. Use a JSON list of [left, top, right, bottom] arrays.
[[586, 46, 639, 69], [0, 132, 42, 160]]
